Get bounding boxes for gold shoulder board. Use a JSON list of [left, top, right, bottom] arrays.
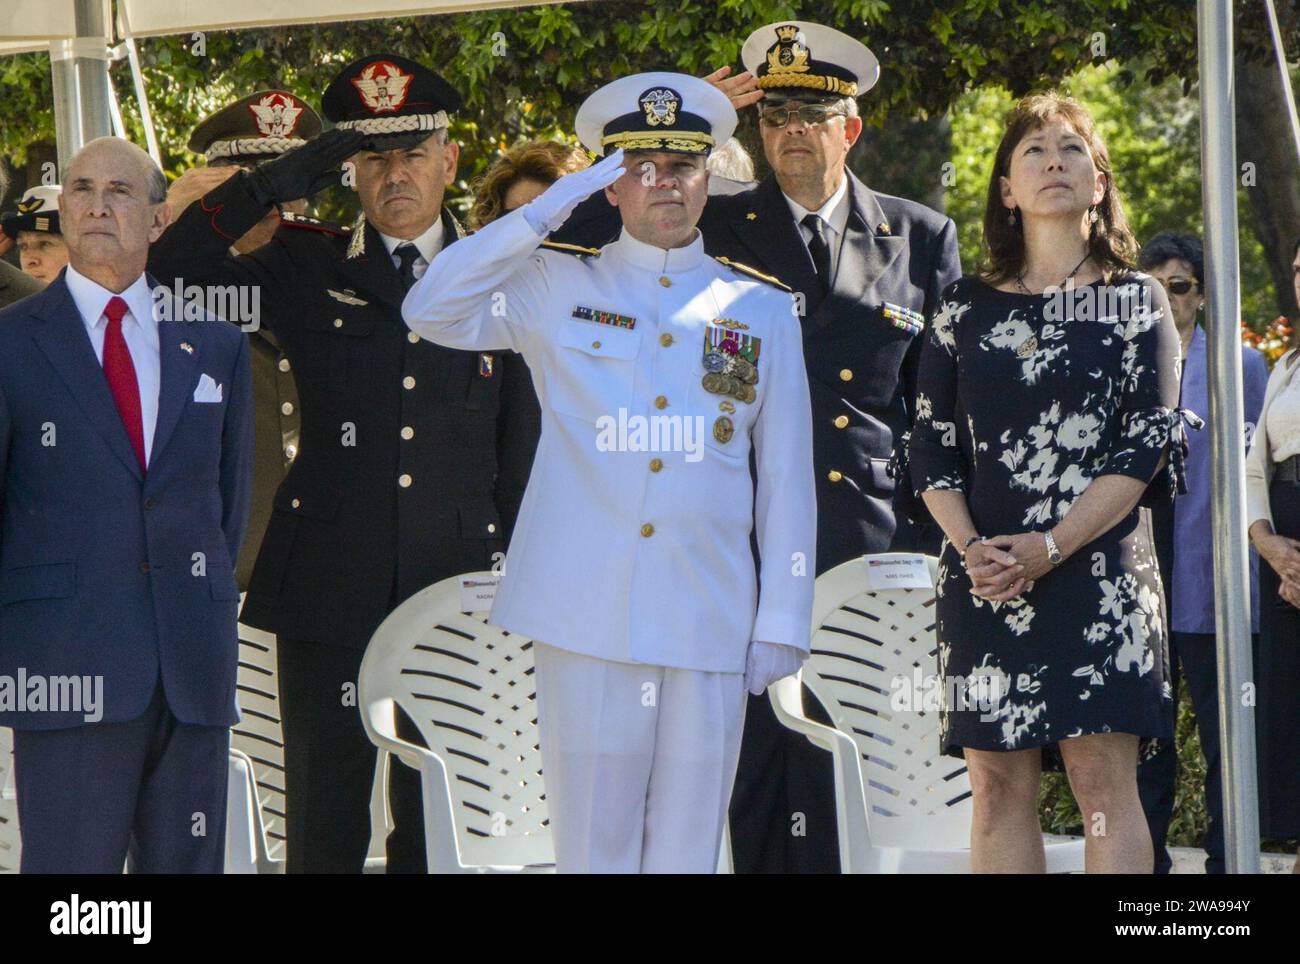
[[539, 241, 600, 257], [714, 256, 792, 292]]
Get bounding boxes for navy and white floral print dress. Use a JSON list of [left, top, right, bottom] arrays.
[[909, 273, 1183, 766]]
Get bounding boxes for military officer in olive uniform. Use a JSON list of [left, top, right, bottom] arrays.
[[165, 90, 321, 589], [148, 56, 542, 873], [405, 73, 817, 873]]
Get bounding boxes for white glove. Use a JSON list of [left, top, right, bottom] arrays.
[[520, 148, 626, 236], [744, 641, 807, 696]]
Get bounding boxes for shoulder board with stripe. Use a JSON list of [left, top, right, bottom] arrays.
[[714, 256, 792, 292], [539, 240, 600, 257], [278, 212, 348, 237]]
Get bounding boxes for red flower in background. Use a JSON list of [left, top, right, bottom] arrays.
[[1242, 316, 1293, 367]]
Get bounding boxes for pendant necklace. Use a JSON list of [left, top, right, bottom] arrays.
[[1013, 252, 1090, 359]]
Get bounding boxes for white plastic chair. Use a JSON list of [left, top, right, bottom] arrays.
[[359, 574, 554, 873], [771, 553, 1085, 873], [227, 617, 288, 873], [0, 727, 18, 873]]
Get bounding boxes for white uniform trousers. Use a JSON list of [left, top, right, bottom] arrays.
[[533, 641, 747, 873]]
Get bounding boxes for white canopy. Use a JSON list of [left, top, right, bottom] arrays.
[[0, 1, 570, 46], [115, 0, 565, 36]]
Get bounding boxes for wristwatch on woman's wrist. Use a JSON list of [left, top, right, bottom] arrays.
[[1045, 530, 1063, 566], [960, 534, 983, 559]]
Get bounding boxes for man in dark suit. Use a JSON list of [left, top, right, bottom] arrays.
[[0, 136, 252, 873], [557, 22, 961, 872], [148, 55, 541, 873]]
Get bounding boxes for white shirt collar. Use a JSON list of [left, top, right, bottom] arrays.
[[379, 218, 445, 264], [64, 263, 156, 333], [607, 227, 707, 275], [785, 175, 850, 237]]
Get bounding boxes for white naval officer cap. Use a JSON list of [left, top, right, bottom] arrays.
[[575, 71, 737, 157], [740, 21, 880, 99]]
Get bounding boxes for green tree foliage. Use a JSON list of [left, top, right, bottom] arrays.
[[947, 61, 1279, 329]]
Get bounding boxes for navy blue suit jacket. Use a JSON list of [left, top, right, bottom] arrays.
[[0, 272, 252, 729]]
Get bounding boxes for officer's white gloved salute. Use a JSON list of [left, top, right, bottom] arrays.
[[519, 149, 626, 236], [403, 72, 816, 874]]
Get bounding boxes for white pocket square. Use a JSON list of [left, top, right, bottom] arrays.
[[193, 373, 224, 403]]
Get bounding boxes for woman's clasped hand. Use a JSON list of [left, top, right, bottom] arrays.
[[964, 533, 1055, 601]]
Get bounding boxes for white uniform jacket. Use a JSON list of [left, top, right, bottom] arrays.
[[402, 208, 816, 672]]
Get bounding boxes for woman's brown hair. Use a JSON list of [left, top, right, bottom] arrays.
[[469, 139, 590, 230], [980, 92, 1138, 285]]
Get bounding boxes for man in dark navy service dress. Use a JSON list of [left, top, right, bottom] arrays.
[[149, 54, 541, 873]]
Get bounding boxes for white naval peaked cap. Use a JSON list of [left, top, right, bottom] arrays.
[[575, 71, 737, 156], [741, 21, 880, 98]]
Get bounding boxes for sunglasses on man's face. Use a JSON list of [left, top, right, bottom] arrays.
[[1160, 277, 1197, 296], [759, 104, 847, 128]]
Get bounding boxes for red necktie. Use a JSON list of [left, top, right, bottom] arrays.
[[102, 296, 146, 471]]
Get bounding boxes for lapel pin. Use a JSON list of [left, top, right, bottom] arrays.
[[180, 342, 194, 354], [877, 221, 891, 235], [746, 212, 757, 220]]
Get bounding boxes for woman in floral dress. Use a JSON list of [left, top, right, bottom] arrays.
[[909, 93, 1183, 873]]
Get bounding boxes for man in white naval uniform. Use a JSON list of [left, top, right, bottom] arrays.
[[403, 73, 816, 873]]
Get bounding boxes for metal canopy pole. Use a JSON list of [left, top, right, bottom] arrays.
[[50, 0, 114, 171], [1197, 0, 1261, 875]]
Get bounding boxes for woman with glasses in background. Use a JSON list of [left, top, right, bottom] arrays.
[[1134, 231, 1269, 874]]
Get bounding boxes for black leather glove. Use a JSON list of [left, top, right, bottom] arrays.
[[246, 128, 366, 207]]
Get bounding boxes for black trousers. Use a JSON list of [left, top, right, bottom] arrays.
[[1137, 631, 1240, 874], [14, 682, 229, 874], [727, 686, 840, 873], [1256, 475, 1300, 838], [277, 638, 426, 873]]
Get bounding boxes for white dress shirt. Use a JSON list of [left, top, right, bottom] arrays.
[[380, 219, 445, 283], [64, 264, 161, 465], [785, 175, 849, 281]]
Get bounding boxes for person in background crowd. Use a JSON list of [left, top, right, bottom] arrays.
[[1, 185, 69, 285], [468, 139, 588, 230], [1135, 230, 1268, 874], [162, 89, 320, 592], [911, 92, 1182, 873], [1243, 235, 1300, 874], [0, 136, 252, 872], [0, 167, 41, 308], [705, 137, 757, 195]]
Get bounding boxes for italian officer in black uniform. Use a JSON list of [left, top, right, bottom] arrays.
[[148, 55, 541, 873], [555, 22, 962, 873]]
